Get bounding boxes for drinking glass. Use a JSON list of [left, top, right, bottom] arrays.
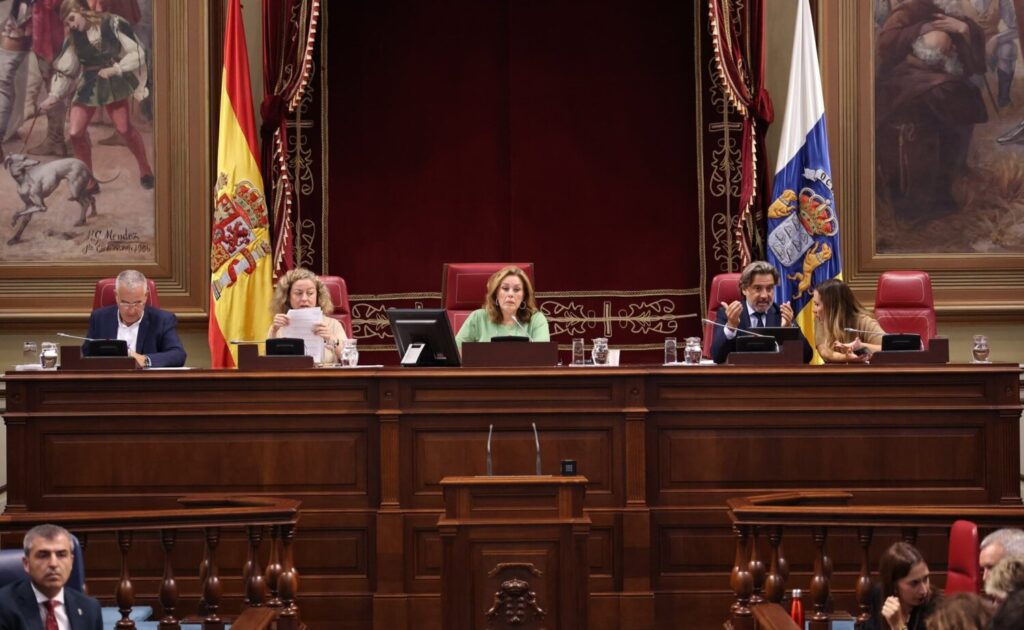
[[683, 337, 703, 364], [23, 341, 38, 365], [40, 342, 59, 369], [341, 339, 360, 367], [571, 338, 586, 365], [971, 335, 991, 363], [663, 337, 678, 364], [592, 338, 609, 365]]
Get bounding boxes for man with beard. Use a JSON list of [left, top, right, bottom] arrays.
[[710, 260, 812, 364], [876, 0, 988, 220]]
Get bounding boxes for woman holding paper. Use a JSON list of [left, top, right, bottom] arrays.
[[268, 268, 347, 362], [812, 278, 885, 363]]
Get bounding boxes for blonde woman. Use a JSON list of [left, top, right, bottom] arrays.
[[812, 278, 885, 363], [268, 268, 347, 363], [454, 265, 549, 349]]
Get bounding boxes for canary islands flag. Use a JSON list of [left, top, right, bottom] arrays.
[[208, 0, 274, 368], [767, 0, 841, 364]]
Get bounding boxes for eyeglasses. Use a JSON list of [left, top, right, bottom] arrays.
[[118, 300, 145, 309]]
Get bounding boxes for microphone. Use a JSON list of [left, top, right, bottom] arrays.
[[701, 318, 772, 338], [57, 332, 97, 342], [511, 315, 528, 335], [486, 424, 494, 476], [843, 327, 883, 336], [532, 422, 541, 475]]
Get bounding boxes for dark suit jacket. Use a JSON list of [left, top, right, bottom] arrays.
[[710, 300, 812, 364], [83, 305, 187, 367], [0, 580, 102, 630]]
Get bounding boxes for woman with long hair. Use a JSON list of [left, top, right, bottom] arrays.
[[268, 268, 347, 364], [453, 265, 549, 349], [812, 278, 886, 362]]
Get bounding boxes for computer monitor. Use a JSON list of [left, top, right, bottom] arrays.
[[387, 308, 461, 366]]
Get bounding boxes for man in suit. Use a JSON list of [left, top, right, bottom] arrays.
[[83, 269, 186, 367], [0, 524, 102, 630], [710, 260, 812, 364]]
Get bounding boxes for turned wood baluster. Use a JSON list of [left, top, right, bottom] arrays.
[[855, 526, 875, 627], [201, 527, 224, 630], [264, 525, 284, 608], [748, 525, 765, 604], [764, 526, 786, 604], [77, 533, 90, 596], [901, 527, 918, 546], [729, 524, 754, 630], [157, 529, 180, 630], [808, 526, 831, 630], [245, 525, 266, 607], [276, 524, 301, 630], [115, 530, 137, 630]]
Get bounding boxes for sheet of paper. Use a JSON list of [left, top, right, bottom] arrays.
[[281, 307, 325, 361]]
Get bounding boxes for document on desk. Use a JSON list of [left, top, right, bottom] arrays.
[[282, 307, 325, 361]]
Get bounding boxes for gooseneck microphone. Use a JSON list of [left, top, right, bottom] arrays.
[[511, 315, 528, 335], [701, 318, 772, 338], [843, 327, 884, 336], [486, 424, 494, 476], [532, 422, 542, 475], [57, 332, 96, 342]]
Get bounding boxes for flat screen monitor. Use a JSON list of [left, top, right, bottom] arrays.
[[747, 326, 802, 343], [387, 308, 461, 367], [83, 339, 128, 357]]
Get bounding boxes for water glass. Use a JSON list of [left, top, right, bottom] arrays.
[[684, 337, 703, 364], [40, 342, 59, 369], [23, 341, 38, 365], [571, 338, 586, 365], [592, 338, 609, 365], [663, 337, 678, 364], [341, 339, 360, 367], [971, 334, 991, 363]]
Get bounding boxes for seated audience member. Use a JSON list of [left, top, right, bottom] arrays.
[[865, 541, 939, 630], [454, 265, 549, 349], [0, 524, 103, 630], [985, 556, 1024, 603], [710, 260, 812, 364], [990, 589, 1024, 630], [979, 528, 1024, 583], [925, 593, 993, 630], [268, 268, 348, 363], [811, 278, 885, 363], [84, 269, 186, 367]]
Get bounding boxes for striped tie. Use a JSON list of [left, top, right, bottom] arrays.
[[44, 600, 58, 630]]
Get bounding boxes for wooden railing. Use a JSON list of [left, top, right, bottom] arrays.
[[0, 496, 302, 630], [725, 491, 1024, 630]]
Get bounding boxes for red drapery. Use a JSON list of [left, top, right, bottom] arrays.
[[707, 0, 773, 265], [260, 0, 321, 276]]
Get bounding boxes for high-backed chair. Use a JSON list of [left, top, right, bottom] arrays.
[[320, 275, 353, 338], [873, 270, 936, 349], [92, 277, 161, 310], [945, 519, 981, 595], [440, 263, 535, 333], [702, 273, 742, 359]]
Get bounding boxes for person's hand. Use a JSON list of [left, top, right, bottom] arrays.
[[39, 96, 59, 112], [834, 338, 870, 363], [129, 351, 147, 368], [780, 302, 794, 327], [881, 595, 904, 629], [722, 300, 743, 330], [312, 321, 331, 341], [271, 313, 289, 332], [98, 66, 119, 79], [930, 15, 969, 37]]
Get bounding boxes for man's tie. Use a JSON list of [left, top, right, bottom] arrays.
[[754, 312, 765, 328], [44, 600, 59, 630]]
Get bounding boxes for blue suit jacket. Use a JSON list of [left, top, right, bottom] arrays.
[[0, 580, 102, 630], [83, 305, 187, 367], [710, 300, 812, 364]]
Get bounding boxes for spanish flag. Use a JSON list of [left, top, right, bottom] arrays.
[[208, 0, 274, 368]]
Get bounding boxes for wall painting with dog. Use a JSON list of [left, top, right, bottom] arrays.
[[0, 0, 154, 262]]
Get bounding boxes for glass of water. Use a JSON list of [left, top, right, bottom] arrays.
[[572, 338, 585, 365], [971, 335, 991, 363], [592, 338, 609, 365], [684, 337, 703, 364], [341, 339, 359, 367], [40, 342, 59, 369], [23, 341, 38, 365], [664, 337, 678, 364]]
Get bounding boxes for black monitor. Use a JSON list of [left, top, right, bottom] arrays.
[[882, 333, 922, 352], [266, 338, 305, 356], [387, 308, 461, 367], [83, 339, 128, 357]]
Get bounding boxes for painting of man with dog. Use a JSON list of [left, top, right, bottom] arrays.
[[874, 0, 1024, 254], [0, 0, 153, 262]]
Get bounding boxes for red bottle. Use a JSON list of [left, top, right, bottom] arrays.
[[790, 588, 804, 627]]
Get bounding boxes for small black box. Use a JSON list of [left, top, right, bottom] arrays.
[[84, 339, 128, 357], [266, 338, 305, 356], [882, 333, 922, 352]]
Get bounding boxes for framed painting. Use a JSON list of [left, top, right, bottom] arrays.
[[819, 0, 1024, 313], [0, 1, 211, 321]]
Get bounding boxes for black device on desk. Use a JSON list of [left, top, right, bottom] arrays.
[[490, 335, 529, 343], [388, 308, 461, 367], [83, 339, 128, 357], [882, 333, 922, 352], [266, 338, 305, 356]]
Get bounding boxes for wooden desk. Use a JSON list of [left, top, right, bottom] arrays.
[[3, 364, 1020, 629]]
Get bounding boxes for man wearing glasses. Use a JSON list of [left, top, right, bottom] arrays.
[[710, 260, 812, 364], [83, 269, 186, 367]]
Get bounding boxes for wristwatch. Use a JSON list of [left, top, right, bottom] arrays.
[[143, 355, 152, 368]]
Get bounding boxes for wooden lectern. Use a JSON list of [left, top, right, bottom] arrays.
[[438, 475, 590, 630]]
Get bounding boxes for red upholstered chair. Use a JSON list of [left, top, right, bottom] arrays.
[[441, 263, 535, 333], [945, 519, 981, 595], [702, 273, 742, 359], [92, 277, 160, 310], [873, 270, 936, 349], [320, 275, 353, 338]]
